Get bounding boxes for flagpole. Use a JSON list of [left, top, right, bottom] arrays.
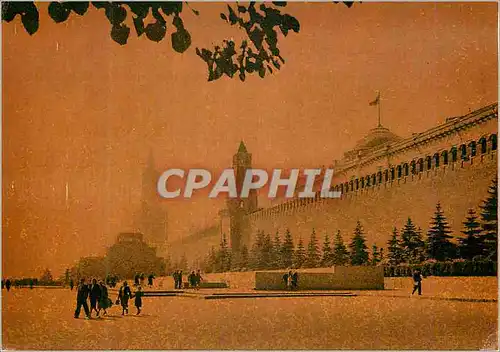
[[378, 92, 381, 127]]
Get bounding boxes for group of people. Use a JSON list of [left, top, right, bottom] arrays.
[[187, 270, 203, 289], [282, 271, 299, 290], [134, 273, 155, 288], [172, 270, 203, 289], [74, 278, 112, 319], [74, 278, 145, 320]]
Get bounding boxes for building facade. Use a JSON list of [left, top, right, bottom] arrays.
[[168, 103, 498, 263]]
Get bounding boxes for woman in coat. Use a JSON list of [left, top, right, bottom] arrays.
[[97, 280, 111, 316]]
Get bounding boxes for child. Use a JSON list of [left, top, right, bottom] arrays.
[[132, 286, 144, 315]]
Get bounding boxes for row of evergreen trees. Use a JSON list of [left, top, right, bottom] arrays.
[[387, 179, 497, 265], [201, 179, 497, 273], [202, 221, 382, 273]]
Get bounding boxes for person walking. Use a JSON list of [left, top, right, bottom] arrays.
[[195, 270, 203, 290], [286, 271, 293, 291], [411, 269, 423, 296], [282, 272, 289, 289], [89, 278, 102, 317], [117, 281, 132, 315], [97, 280, 111, 317], [172, 270, 179, 289], [188, 271, 196, 288], [132, 286, 144, 315], [177, 270, 183, 289], [69, 279, 74, 290], [291, 271, 299, 290], [148, 273, 155, 287], [74, 278, 91, 319], [134, 274, 140, 287]]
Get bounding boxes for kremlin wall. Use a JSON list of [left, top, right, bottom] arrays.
[[168, 103, 498, 264]]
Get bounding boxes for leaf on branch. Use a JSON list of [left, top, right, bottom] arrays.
[[272, 2, 287, 7], [110, 23, 130, 45], [48, 2, 70, 23], [21, 3, 39, 35]]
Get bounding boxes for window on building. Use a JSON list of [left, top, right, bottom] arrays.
[[410, 160, 416, 174], [451, 147, 458, 162], [355, 179, 359, 190], [360, 177, 365, 189], [397, 165, 402, 178], [366, 176, 371, 187], [384, 170, 389, 182], [433, 153, 440, 168], [340, 184, 344, 193], [469, 141, 477, 157], [349, 180, 353, 192], [372, 174, 376, 185], [479, 137, 487, 154], [403, 163, 409, 176], [417, 158, 424, 172], [390, 167, 395, 180], [377, 171, 382, 184], [460, 144, 467, 160], [442, 151, 448, 165], [491, 134, 497, 151]]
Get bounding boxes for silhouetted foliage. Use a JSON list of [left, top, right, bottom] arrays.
[[426, 203, 455, 261], [458, 209, 484, 260], [400, 218, 426, 264], [387, 227, 404, 265], [2, 1, 354, 81], [294, 237, 306, 268], [349, 221, 369, 265], [332, 230, 349, 265], [479, 178, 498, 259], [321, 233, 333, 267], [370, 244, 383, 265], [384, 260, 497, 277], [305, 229, 320, 268], [272, 231, 282, 269], [281, 228, 295, 268]]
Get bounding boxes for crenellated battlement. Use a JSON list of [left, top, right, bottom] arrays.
[[248, 130, 497, 222]]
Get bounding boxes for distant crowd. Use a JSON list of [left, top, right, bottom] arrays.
[[172, 270, 203, 289]]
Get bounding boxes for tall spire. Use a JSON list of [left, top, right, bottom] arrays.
[[238, 140, 248, 153]]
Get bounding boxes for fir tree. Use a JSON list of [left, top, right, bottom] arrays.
[[239, 244, 249, 270], [262, 233, 274, 269], [205, 247, 217, 273], [401, 218, 426, 264], [217, 233, 231, 272], [426, 203, 455, 261], [321, 233, 333, 267], [250, 231, 266, 269], [305, 229, 320, 268], [294, 237, 306, 268], [332, 230, 349, 265], [349, 221, 369, 265], [479, 178, 498, 259], [272, 231, 282, 269], [387, 227, 403, 265], [281, 228, 295, 268], [458, 209, 484, 260], [370, 244, 382, 265]]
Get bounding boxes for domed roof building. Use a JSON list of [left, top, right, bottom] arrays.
[[343, 124, 403, 162]]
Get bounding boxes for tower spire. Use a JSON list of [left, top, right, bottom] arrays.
[[238, 140, 248, 153]]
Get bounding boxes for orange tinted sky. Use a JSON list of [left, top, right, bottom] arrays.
[[3, 2, 498, 277]]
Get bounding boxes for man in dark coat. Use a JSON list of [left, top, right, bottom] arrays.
[[148, 273, 154, 287], [177, 270, 183, 289], [291, 271, 299, 290], [89, 278, 102, 317], [172, 270, 179, 289], [411, 269, 423, 295], [5, 279, 12, 291], [74, 278, 91, 319]]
